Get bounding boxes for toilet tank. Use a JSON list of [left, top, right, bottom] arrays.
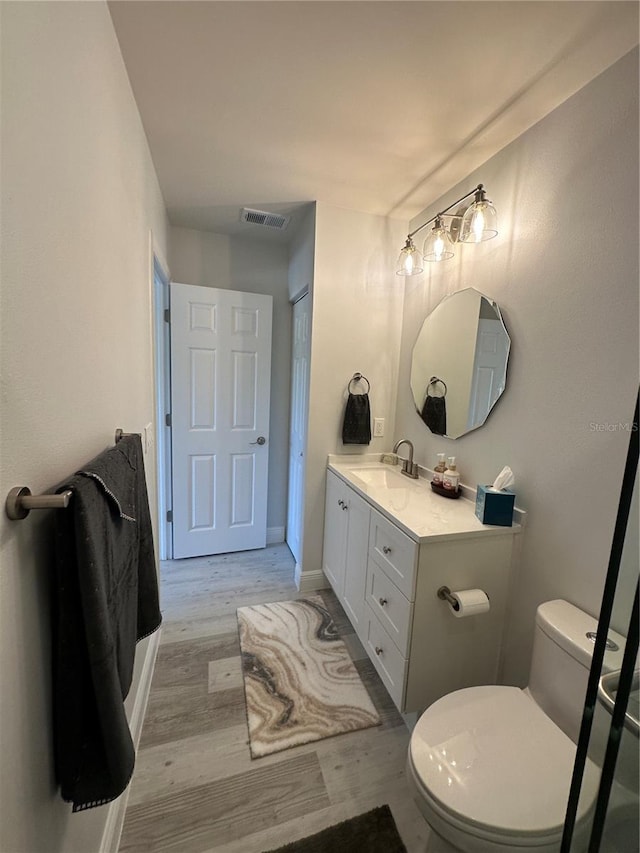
[[528, 600, 626, 744]]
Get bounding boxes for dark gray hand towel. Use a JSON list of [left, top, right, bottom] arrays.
[[54, 434, 161, 811], [421, 395, 447, 435], [342, 393, 371, 445]]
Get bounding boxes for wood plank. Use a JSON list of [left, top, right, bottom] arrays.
[[318, 723, 410, 803], [208, 657, 243, 693], [119, 752, 330, 853], [150, 634, 240, 689], [354, 658, 406, 729], [140, 685, 247, 748]]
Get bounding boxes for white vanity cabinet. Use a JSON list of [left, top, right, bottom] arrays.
[[322, 470, 370, 639], [322, 461, 519, 714]]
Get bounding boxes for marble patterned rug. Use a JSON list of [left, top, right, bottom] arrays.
[[237, 596, 380, 758]]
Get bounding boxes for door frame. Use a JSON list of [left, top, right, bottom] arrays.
[[286, 289, 310, 571], [152, 254, 173, 559]]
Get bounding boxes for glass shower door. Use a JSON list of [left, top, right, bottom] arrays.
[[562, 395, 639, 853]]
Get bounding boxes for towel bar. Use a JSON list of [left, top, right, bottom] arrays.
[[6, 428, 136, 520], [5, 487, 73, 520]]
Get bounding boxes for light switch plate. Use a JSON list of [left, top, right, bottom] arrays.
[[373, 418, 385, 437]]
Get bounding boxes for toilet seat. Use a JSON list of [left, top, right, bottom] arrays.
[[409, 685, 600, 849]]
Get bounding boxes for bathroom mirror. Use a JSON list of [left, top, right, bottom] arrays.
[[410, 288, 510, 439]]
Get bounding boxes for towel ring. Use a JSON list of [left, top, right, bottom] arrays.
[[427, 376, 447, 397], [348, 373, 370, 394]]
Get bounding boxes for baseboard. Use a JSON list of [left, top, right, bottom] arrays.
[[100, 628, 162, 853], [266, 526, 285, 545], [295, 565, 330, 592]]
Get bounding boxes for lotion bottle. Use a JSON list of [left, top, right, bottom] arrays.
[[433, 453, 447, 486], [443, 456, 460, 492]]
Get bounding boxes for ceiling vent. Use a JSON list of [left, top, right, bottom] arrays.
[[240, 208, 290, 230]]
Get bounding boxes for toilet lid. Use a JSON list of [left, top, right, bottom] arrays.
[[410, 685, 600, 840]]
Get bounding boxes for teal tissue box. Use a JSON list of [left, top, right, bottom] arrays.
[[475, 485, 515, 526]]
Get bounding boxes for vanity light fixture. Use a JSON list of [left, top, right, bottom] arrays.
[[459, 185, 498, 243], [396, 236, 424, 277], [422, 215, 454, 262], [396, 183, 498, 275]]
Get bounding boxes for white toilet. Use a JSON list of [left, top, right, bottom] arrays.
[[406, 599, 628, 852]]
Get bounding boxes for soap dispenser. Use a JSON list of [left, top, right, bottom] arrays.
[[443, 456, 460, 492], [433, 453, 447, 486]]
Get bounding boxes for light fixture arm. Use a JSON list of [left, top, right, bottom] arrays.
[[407, 184, 485, 240]]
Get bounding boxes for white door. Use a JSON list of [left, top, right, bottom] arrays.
[[467, 318, 509, 430], [286, 292, 310, 564], [170, 283, 273, 558]]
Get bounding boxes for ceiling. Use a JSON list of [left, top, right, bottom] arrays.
[[109, 1, 638, 241]]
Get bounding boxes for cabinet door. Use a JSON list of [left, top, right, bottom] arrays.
[[322, 471, 347, 594], [342, 488, 370, 640]]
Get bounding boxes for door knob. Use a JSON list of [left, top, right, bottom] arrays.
[[250, 436, 266, 445]]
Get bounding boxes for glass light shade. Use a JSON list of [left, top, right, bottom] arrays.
[[460, 198, 498, 243], [423, 217, 454, 262], [396, 238, 423, 276]]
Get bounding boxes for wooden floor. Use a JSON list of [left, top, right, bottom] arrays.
[[118, 544, 440, 853]]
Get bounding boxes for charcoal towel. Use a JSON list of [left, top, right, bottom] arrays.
[[421, 394, 447, 435], [53, 434, 161, 811], [342, 393, 371, 445]]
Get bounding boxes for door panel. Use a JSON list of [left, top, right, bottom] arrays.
[[171, 283, 272, 558], [232, 351, 256, 428], [191, 349, 216, 428], [191, 454, 216, 530]]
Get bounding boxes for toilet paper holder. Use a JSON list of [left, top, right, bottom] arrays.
[[437, 585, 491, 609], [437, 585, 491, 618], [437, 586, 460, 611]]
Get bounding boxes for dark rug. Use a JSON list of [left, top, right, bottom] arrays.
[[264, 804, 407, 853]]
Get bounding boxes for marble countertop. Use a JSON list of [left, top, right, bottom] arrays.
[[328, 454, 521, 545]]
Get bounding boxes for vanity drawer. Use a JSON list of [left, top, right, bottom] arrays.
[[366, 558, 412, 656], [364, 606, 406, 711], [368, 509, 418, 600]]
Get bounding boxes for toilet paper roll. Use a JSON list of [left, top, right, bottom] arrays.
[[449, 588, 490, 618]]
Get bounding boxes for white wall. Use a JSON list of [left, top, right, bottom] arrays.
[[169, 226, 291, 536], [300, 203, 406, 582], [288, 204, 316, 302], [0, 4, 168, 852], [394, 48, 639, 684]]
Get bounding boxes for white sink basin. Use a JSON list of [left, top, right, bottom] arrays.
[[348, 466, 412, 490]]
